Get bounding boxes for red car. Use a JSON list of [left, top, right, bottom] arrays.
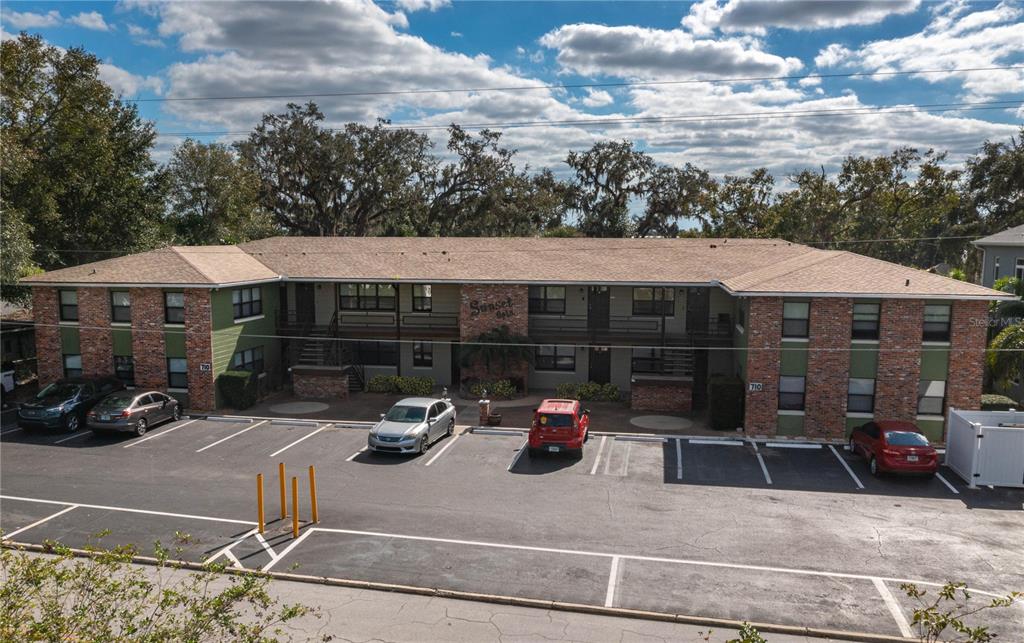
[[849, 420, 939, 477], [528, 399, 590, 457]]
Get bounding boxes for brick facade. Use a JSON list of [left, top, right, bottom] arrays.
[[459, 284, 530, 390], [130, 288, 168, 390], [873, 299, 924, 423], [77, 287, 114, 379], [292, 368, 349, 400], [804, 298, 852, 438], [947, 299, 989, 412], [631, 378, 693, 413], [32, 287, 63, 388], [184, 289, 215, 411], [744, 297, 782, 436]]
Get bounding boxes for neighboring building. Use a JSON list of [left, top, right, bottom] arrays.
[[973, 223, 1024, 403], [21, 237, 1012, 440], [1, 301, 36, 379]]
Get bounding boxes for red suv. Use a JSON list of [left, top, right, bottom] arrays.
[[528, 399, 589, 457], [849, 420, 939, 477]]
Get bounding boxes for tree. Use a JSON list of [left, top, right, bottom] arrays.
[[901, 582, 1022, 643], [708, 169, 775, 238], [459, 325, 535, 373], [166, 139, 276, 245], [566, 140, 654, 237], [0, 33, 167, 276], [637, 164, 717, 237]]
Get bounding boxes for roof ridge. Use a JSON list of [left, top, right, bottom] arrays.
[[170, 245, 217, 284], [724, 246, 831, 287]]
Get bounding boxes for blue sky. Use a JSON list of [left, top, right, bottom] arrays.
[[2, 1, 1022, 177]]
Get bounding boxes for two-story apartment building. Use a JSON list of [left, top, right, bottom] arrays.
[[23, 236, 1010, 440], [973, 223, 1024, 403]]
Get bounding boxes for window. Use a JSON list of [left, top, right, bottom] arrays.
[[1016, 258, 1024, 281], [165, 292, 185, 324], [167, 357, 188, 389], [528, 286, 566, 314], [994, 257, 1001, 279], [347, 340, 397, 366], [923, 304, 951, 342], [114, 355, 135, 385], [231, 346, 264, 373], [851, 303, 880, 340], [778, 376, 806, 411], [412, 284, 432, 312], [535, 345, 575, 371], [782, 301, 809, 338], [917, 380, 946, 416], [847, 378, 875, 413], [340, 284, 395, 311], [59, 290, 78, 321], [63, 354, 82, 378], [631, 347, 663, 374], [413, 341, 433, 367], [232, 287, 262, 320], [111, 291, 131, 323], [632, 287, 674, 316]]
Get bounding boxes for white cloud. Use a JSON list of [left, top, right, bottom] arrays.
[[814, 43, 852, 68], [99, 62, 163, 96], [395, 0, 450, 12], [581, 88, 614, 107], [3, 9, 62, 29], [127, 23, 164, 47], [540, 23, 803, 79], [683, 0, 921, 36], [450, 31, 462, 38], [69, 11, 112, 32]]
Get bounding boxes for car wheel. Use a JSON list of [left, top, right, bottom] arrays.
[[446, 419, 454, 437], [869, 456, 880, 477], [134, 418, 148, 437], [419, 434, 429, 454], [64, 414, 80, 432], [584, 430, 590, 443], [172, 406, 181, 422], [848, 438, 857, 457]]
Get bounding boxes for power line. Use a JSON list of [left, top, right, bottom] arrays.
[[127, 65, 1024, 103], [152, 99, 1023, 137]]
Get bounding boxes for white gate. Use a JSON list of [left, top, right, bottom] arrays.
[[946, 408, 1024, 488]]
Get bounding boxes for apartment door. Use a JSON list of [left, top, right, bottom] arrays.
[[589, 346, 611, 384], [295, 283, 316, 325], [588, 286, 610, 334], [686, 287, 709, 334]]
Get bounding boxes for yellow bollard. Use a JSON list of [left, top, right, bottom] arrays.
[[278, 462, 286, 520], [308, 465, 319, 524], [291, 476, 299, 539], [256, 473, 265, 534]]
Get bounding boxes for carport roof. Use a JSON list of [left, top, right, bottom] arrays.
[[22, 236, 1011, 300]]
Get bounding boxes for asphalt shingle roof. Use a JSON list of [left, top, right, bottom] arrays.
[[973, 224, 1024, 247]]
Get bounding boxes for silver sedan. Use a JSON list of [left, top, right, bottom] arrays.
[[367, 397, 456, 455]]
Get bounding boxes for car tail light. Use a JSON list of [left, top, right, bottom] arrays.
[[882, 448, 901, 458], [87, 411, 96, 417], [120, 409, 133, 418]]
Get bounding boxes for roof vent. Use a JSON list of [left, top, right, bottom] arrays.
[[709, 244, 717, 249], [905, 278, 910, 287]]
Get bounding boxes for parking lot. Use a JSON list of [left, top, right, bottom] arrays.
[[2, 415, 1023, 639]]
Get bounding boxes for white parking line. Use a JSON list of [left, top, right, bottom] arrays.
[[589, 436, 607, 475], [53, 431, 92, 445], [196, 420, 269, 453], [261, 529, 314, 572], [123, 419, 199, 449], [828, 445, 865, 490], [935, 472, 960, 495], [689, 439, 744, 446], [620, 442, 632, 477], [613, 435, 665, 443], [255, 532, 279, 561], [603, 437, 616, 475], [0, 494, 255, 526], [675, 438, 683, 480], [424, 434, 460, 467], [2, 504, 79, 540], [207, 527, 260, 565], [749, 441, 773, 485], [507, 438, 529, 472], [0, 427, 22, 436], [766, 442, 822, 449], [268, 425, 330, 458], [604, 555, 621, 607], [224, 550, 244, 569], [471, 428, 524, 436], [346, 447, 367, 462], [873, 577, 914, 638]]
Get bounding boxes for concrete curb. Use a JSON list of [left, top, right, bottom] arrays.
[[3, 540, 911, 643], [186, 413, 374, 429]]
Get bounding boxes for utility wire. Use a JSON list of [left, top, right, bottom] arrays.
[[127, 65, 1024, 103], [152, 99, 1022, 137]]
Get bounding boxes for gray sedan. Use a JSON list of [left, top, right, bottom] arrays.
[[87, 391, 181, 436], [367, 397, 456, 454]]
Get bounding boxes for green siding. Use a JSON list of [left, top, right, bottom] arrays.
[[60, 327, 80, 354], [779, 341, 808, 376], [920, 346, 950, 380], [112, 328, 132, 355], [916, 418, 945, 442], [210, 286, 281, 407], [845, 416, 869, 438], [165, 328, 187, 358], [776, 414, 805, 436], [849, 343, 879, 378]]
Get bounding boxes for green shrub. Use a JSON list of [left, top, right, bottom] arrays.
[[709, 375, 745, 431], [981, 393, 1019, 411], [555, 382, 577, 399], [469, 379, 517, 400], [600, 383, 621, 402], [553, 381, 620, 402], [367, 375, 435, 396], [218, 370, 257, 410]]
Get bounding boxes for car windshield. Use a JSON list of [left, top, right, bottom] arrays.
[[97, 394, 135, 409], [538, 413, 573, 427], [35, 383, 81, 401], [885, 431, 929, 446], [385, 405, 426, 422]]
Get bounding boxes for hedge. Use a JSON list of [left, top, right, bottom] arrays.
[[366, 375, 435, 396], [709, 375, 745, 431], [981, 393, 1020, 411], [554, 381, 620, 402], [468, 379, 517, 400], [217, 370, 257, 410]]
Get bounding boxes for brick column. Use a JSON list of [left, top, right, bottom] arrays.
[[804, 298, 852, 438], [184, 289, 215, 411], [947, 300, 989, 412], [874, 299, 923, 423], [744, 297, 782, 436], [130, 288, 167, 390], [459, 284, 529, 389], [32, 287, 63, 388], [77, 287, 114, 378]]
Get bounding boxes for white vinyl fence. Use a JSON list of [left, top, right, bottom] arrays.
[[946, 408, 1024, 488]]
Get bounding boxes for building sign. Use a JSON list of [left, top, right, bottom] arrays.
[[748, 382, 763, 392], [468, 296, 516, 321], [200, 363, 212, 372]]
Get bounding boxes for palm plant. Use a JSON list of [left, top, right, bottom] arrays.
[[460, 325, 535, 373], [991, 276, 1024, 326], [987, 323, 1024, 388]]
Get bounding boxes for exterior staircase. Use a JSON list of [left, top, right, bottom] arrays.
[[661, 342, 696, 378]]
